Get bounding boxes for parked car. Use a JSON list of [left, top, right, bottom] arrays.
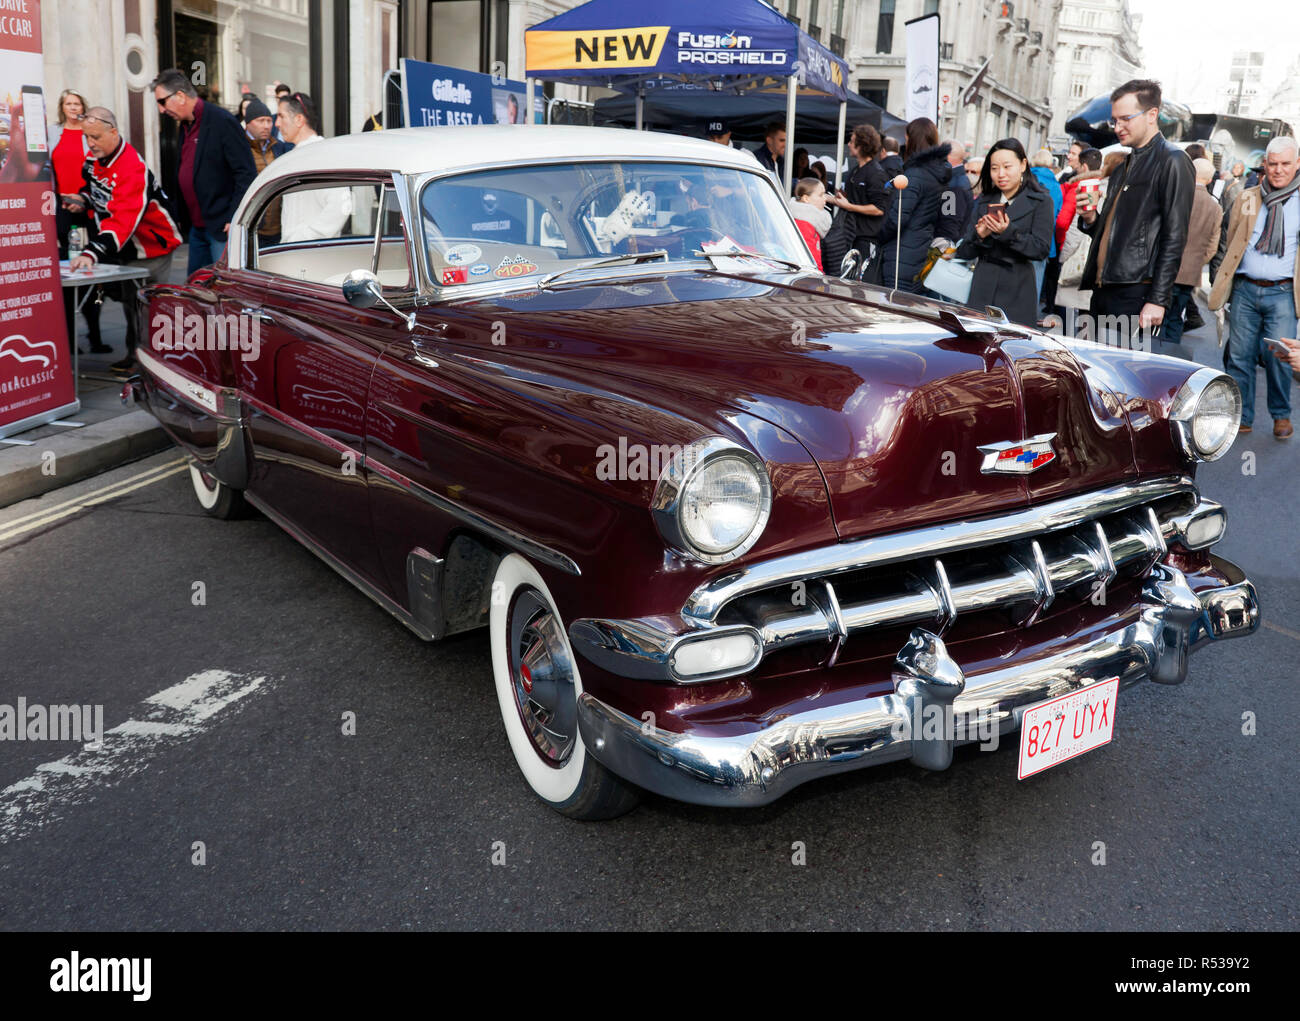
[[126, 125, 1259, 819]]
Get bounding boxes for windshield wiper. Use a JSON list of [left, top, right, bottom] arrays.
[[537, 249, 672, 290], [691, 249, 803, 271]]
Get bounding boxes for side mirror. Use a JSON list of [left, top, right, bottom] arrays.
[[341, 268, 415, 330], [342, 268, 383, 309], [839, 248, 862, 280]]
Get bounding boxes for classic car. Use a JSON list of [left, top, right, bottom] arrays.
[[125, 125, 1259, 819]]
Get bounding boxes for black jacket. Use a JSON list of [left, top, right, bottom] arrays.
[[879, 153, 904, 177], [936, 162, 975, 243], [180, 99, 258, 235], [878, 143, 952, 291], [1078, 133, 1194, 308], [955, 177, 1055, 326]]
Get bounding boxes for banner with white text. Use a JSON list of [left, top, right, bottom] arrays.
[[0, 0, 76, 438]]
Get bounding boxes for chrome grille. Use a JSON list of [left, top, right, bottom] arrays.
[[718, 492, 1194, 660]]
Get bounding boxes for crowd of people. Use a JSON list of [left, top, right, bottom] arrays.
[[40, 69, 1300, 426], [758, 77, 1298, 439], [52, 72, 326, 374]]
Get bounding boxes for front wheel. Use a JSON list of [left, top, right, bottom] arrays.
[[489, 553, 640, 820], [188, 459, 246, 519]]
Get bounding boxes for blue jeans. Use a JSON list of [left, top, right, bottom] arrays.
[[1163, 283, 1194, 344], [187, 226, 227, 276], [1225, 278, 1295, 426]]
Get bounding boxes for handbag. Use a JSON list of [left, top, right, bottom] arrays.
[[924, 256, 975, 304], [1058, 234, 1091, 288]]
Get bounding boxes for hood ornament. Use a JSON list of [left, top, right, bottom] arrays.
[[978, 433, 1057, 474]]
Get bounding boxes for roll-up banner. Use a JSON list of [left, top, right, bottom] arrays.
[[904, 13, 940, 125], [0, 0, 76, 439]]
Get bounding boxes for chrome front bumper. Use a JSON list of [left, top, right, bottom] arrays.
[[576, 557, 1259, 807]]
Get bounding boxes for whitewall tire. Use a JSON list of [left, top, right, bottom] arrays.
[[188, 459, 245, 519], [489, 553, 639, 820]]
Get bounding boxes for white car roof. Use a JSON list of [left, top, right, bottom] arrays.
[[255, 124, 762, 186]]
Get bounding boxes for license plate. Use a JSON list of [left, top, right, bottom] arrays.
[[1017, 677, 1119, 780]]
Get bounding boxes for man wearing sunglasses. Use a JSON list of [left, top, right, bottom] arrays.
[[1076, 79, 1194, 351], [151, 68, 257, 275]]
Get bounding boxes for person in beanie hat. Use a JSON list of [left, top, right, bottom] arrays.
[[242, 97, 289, 246]]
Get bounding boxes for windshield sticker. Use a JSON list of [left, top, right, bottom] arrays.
[[494, 255, 540, 278], [701, 237, 777, 274], [444, 243, 483, 266], [469, 263, 491, 277], [441, 267, 468, 286]]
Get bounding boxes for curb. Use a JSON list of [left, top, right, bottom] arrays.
[[0, 411, 173, 509]]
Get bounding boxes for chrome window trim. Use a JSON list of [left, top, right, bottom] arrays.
[[683, 474, 1197, 621], [235, 170, 420, 300]]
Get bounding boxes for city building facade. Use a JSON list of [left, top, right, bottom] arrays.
[[811, 0, 1062, 156], [1046, 0, 1143, 137]]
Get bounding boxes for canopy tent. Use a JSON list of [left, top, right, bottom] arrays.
[[592, 86, 906, 147], [524, 0, 852, 191]]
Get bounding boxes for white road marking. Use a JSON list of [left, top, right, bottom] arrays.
[[0, 457, 187, 544], [0, 669, 271, 844]]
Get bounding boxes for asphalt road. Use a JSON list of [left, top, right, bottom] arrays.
[[0, 326, 1296, 931]]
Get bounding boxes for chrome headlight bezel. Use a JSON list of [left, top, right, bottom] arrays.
[[651, 437, 772, 565], [1170, 368, 1242, 462]]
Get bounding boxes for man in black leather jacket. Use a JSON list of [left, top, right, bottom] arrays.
[[1078, 80, 1195, 342]]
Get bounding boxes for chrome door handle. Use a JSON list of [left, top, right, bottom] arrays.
[[238, 306, 275, 323], [410, 337, 439, 368]]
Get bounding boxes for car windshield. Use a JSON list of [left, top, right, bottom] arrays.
[[418, 160, 810, 289]]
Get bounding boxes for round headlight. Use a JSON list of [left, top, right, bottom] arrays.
[[1190, 378, 1240, 458], [652, 438, 772, 564], [1171, 369, 1242, 462]]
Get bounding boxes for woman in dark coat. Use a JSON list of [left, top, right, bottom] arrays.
[[878, 117, 952, 292], [954, 137, 1054, 326]]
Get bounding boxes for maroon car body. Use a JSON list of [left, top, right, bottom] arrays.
[[126, 127, 1259, 818]]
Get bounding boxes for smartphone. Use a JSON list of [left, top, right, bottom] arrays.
[[987, 202, 1007, 215], [21, 85, 48, 156]]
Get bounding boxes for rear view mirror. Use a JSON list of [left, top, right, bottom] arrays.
[[341, 268, 415, 331], [839, 249, 862, 280], [342, 269, 383, 309]]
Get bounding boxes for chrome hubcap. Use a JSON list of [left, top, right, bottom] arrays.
[[507, 588, 577, 767]]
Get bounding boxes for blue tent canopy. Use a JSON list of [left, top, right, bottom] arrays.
[[524, 0, 849, 102], [593, 87, 906, 145]]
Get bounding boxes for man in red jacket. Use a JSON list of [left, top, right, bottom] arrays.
[[64, 107, 182, 373]]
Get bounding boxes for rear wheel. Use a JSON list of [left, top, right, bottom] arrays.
[[489, 553, 640, 820], [188, 459, 246, 520]]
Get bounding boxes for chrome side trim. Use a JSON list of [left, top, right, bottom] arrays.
[[577, 558, 1260, 807], [684, 475, 1195, 621], [244, 491, 437, 642], [362, 453, 581, 577]]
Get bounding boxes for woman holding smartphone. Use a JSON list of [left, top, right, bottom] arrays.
[[954, 137, 1055, 326], [51, 89, 108, 354]]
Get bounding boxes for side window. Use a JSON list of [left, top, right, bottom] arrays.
[[252, 180, 413, 291]]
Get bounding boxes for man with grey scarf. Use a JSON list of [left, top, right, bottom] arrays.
[[1209, 136, 1300, 439]]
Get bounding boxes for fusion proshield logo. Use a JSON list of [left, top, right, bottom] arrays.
[[677, 29, 787, 67]]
